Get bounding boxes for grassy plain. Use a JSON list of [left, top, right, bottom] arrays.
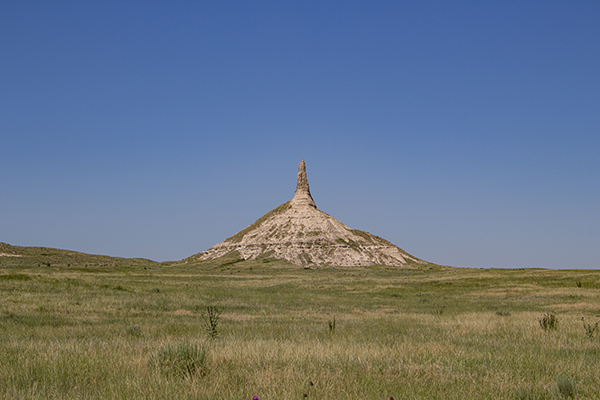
[[1, 245, 600, 399]]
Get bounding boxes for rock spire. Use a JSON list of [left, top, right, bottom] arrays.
[[187, 160, 428, 267], [290, 159, 316, 208]]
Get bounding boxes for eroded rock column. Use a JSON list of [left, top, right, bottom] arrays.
[[291, 159, 317, 208]]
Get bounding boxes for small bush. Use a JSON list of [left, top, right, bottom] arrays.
[[150, 343, 206, 378], [556, 374, 576, 398], [328, 316, 336, 333], [538, 311, 558, 331], [581, 316, 599, 339], [203, 306, 220, 339]]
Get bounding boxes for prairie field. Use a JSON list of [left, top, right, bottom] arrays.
[[1, 252, 600, 399]]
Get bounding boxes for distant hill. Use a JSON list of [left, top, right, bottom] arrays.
[[0, 242, 158, 270]]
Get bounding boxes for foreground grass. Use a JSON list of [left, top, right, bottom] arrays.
[[1, 258, 600, 399]]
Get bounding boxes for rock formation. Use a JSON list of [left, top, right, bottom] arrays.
[[189, 160, 426, 267], [291, 159, 316, 208]]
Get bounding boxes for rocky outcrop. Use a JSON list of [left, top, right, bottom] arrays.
[[189, 160, 426, 267], [290, 159, 316, 208]]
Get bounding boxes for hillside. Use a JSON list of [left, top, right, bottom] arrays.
[[0, 242, 158, 270]]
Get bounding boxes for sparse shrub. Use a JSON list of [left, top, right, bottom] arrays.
[[328, 316, 336, 333], [538, 311, 558, 331], [203, 306, 220, 339], [150, 343, 206, 378], [150, 287, 160, 293], [581, 316, 599, 339], [556, 374, 576, 398]]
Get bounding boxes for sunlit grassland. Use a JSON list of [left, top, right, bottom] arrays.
[[1, 257, 600, 399]]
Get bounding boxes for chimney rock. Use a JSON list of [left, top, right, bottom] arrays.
[[290, 159, 317, 208]]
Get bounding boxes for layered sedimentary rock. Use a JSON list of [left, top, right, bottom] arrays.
[[190, 160, 425, 267], [290, 159, 316, 208]]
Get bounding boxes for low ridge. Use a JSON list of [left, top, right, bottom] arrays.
[[189, 160, 426, 267]]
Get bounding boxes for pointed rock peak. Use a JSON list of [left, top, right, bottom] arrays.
[[296, 159, 308, 191], [291, 159, 317, 208]]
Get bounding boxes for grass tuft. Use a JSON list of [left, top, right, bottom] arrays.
[[203, 306, 220, 339], [581, 316, 599, 339], [556, 374, 576, 398], [150, 343, 207, 378], [126, 325, 143, 337], [538, 311, 558, 331]]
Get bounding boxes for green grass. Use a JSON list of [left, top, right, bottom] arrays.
[[222, 201, 292, 244], [0, 242, 158, 270], [1, 246, 600, 399]]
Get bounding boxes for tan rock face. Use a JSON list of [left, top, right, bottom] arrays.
[[191, 160, 425, 267], [291, 159, 316, 208]]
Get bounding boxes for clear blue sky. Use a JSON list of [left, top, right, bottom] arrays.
[[1, 1, 599, 268]]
